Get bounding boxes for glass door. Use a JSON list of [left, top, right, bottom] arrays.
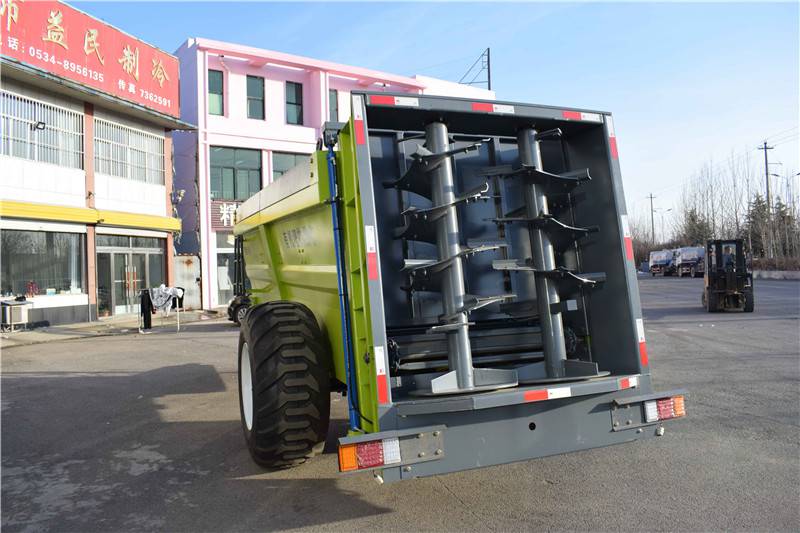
[[113, 253, 130, 315], [130, 253, 146, 314], [97, 253, 112, 317], [112, 252, 145, 315]]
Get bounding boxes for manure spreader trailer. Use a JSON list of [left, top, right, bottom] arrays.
[[233, 93, 686, 482]]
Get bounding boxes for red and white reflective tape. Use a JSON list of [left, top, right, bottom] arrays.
[[374, 345, 389, 404], [621, 214, 634, 261], [524, 386, 572, 402], [619, 376, 640, 390], [471, 102, 516, 114], [636, 318, 649, 366], [353, 95, 366, 145], [369, 95, 419, 107], [365, 224, 379, 281], [561, 110, 603, 123], [606, 115, 619, 159]]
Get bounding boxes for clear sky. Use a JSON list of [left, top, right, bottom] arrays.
[[76, 1, 799, 221]]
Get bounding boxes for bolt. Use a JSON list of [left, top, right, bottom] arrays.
[[435, 449, 443, 455], [626, 420, 632, 425], [418, 451, 426, 458], [613, 421, 619, 427], [403, 466, 412, 472], [636, 428, 643, 434], [417, 433, 424, 439], [432, 431, 440, 437]]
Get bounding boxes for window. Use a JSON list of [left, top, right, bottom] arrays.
[[247, 75, 265, 120], [1, 230, 85, 297], [94, 118, 165, 184], [208, 70, 224, 116], [329, 89, 338, 122], [285, 81, 303, 125], [272, 152, 308, 180], [0, 90, 83, 169], [210, 146, 262, 201]]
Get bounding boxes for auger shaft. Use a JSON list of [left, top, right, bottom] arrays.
[[517, 128, 568, 377]]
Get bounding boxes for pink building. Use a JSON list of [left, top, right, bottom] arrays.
[[173, 38, 494, 310]]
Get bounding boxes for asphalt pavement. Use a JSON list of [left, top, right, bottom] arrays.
[[2, 277, 798, 532]]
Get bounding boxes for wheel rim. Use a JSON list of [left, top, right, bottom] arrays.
[[237, 306, 247, 323], [240, 343, 254, 431]]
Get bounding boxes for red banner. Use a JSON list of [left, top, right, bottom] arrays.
[[0, 1, 179, 118]]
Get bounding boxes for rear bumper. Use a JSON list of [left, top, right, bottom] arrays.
[[340, 376, 687, 481]]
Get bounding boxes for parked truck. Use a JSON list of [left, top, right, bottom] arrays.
[[648, 249, 674, 276], [675, 246, 705, 278], [233, 93, 686, 482]]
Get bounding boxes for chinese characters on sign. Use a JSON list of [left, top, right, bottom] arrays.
[[211, 201, 241, 231], [1, 0, 21, 32], [0, 1, 179, 117], [42, 10, 67, 49], [118, 44, 138, 80], [83, 28, 103, 64]]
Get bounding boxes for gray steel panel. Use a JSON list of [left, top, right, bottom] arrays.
[[382, 387, 674, 481], [395, 374, 642, 415], [351, 94, 395, 426]]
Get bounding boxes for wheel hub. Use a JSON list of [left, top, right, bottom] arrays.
[[240, 343, 254, 431]]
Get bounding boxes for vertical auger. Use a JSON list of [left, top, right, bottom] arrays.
[[403, 121, 518, 395], [517, 128, 569, 378]]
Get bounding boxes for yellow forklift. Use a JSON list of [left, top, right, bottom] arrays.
[[701, 239, 754, 312]]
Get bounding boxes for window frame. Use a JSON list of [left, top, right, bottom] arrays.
[[285, 81, 303, 125], [93, 117, 165, 185], [209, 146, 263, 201], [1, 229, 86, 297], [0, 90, 84, 169], [271, 151, 308, 181], [246, 75, 265, 120], [208, 69, 224, 116], [328, 88, 338, 122]]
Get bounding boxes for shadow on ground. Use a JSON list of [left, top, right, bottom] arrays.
[[1, 361, 387, 532]]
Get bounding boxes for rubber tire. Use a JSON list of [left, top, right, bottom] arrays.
[[706, 291, 718, 313], [234, 305, 248, 326], [690, 266, 696, 278], [744, 290, 754, 313], [238, 301, 331, 468]]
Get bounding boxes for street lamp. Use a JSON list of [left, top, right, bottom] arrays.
[[653, 207, 672, 243]]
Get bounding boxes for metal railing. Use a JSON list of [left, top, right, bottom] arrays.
[[0, 90, 84, 169], [94, 117, 165, 185]]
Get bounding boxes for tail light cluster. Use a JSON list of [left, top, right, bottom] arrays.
[[644, 395, 686, 423], [339, 437, 402, 472]]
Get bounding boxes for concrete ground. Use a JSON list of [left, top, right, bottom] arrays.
[[2, 278, 798, 532], [0, 309, 220, 350]]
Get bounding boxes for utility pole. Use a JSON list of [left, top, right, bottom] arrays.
[[758, 141, 774, 258], [647, 193, 656, 244], [486, 48, 492, 91]]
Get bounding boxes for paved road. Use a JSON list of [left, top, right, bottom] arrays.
[[2, 278, 798, 532]]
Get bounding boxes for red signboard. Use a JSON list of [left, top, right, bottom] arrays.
[[210, 200, 241, 231], [0, 1, 179, 117]]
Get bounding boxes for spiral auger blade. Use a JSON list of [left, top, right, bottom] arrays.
[[403, 121, 517, 395], [488, 127, 607, 383]]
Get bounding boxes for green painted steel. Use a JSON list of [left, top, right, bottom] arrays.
[[335, 120, 379, 433], [234, 120, 379, 434]]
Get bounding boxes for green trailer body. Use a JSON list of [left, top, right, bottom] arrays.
[[234, 92, 686, 481]]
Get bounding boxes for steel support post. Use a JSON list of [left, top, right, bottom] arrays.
[[517, 128, 567, 377], [427, 121, 475, 390]]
